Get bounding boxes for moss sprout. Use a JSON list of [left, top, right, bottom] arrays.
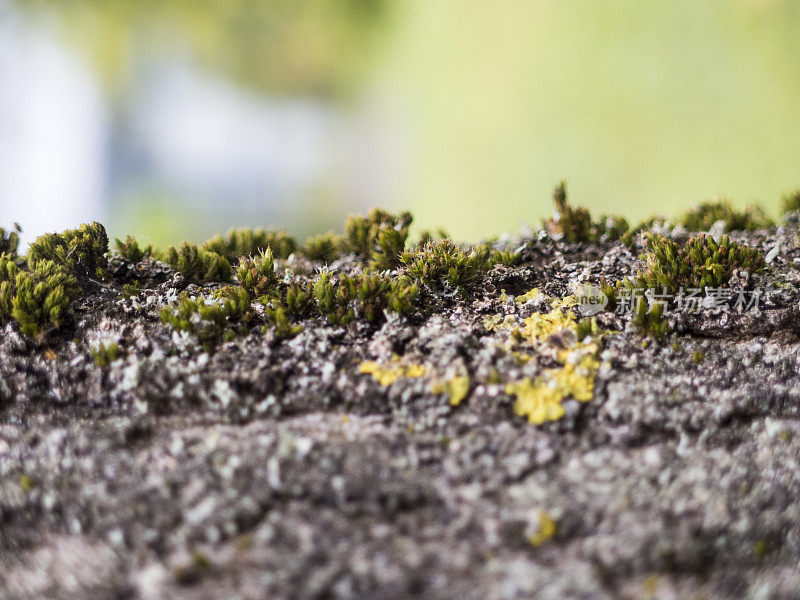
[[203, 228, 297, 261], [679, 199, 773, 232], [400, 239, 494, 290], [634, 233, 764, 294], [27, 221, 109, 280], [544, 181, 629, 243], [303, 231, 344, 263], [91, 342, 122, 367], [343, 208, 413, 269], [114, 235, 153, 262], [8, 260, 82, 337], [160, 286, 253, 351], [163, 242, 232, 283], [236, 248, 279, 298]]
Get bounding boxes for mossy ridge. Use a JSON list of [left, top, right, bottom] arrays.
[[162, 242, 232, 283], [618, 232, 764, 340], [28, 221, 109, 281], [203, 228, 297, 262], [679, 199, 773, 233], [1, 222, 109, 338]]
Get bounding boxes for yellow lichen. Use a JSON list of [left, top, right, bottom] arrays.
[[506, 379, 565, 424], [515, 287, 541, 304], [529, 511, 558, 546], [496, 293, 601, 424], [359, 358, 426, 386], [431, 375, 470, 406]]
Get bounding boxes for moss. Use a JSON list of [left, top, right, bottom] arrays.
[[91, 342, 121, 367], [27, 221, 109, 280], [9, 260, 82, 337], [400, 239, 494, 290], [0, 223, 21, 258], [545, 181, 592, 243], [162, 242, 232, 283], [161, 286, 253, 351], [343, 208, 413, 269], [121, 281, 142, 298], [313, 271, 354, 326], [633, 233, 764, 294], [679, 199, 773, 232], [236, 248, 279, 298], [313, 270, 418, 326], [692, 350, 704, 364], [203, 227, 297, 261], [544, 181, 629, 243], [303, 231, 344, 263], [781, 190, 800, 214], [262, 304, 304, 339], [114, 235, 153, 262], [630, 294, 669, 341]]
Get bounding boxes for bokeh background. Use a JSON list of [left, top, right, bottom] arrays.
[[2, 0, 800, 248]]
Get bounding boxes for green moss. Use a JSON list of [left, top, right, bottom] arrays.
[[400, 239, 494, 290], [262, 304, 304, 339], [781, 190, 800, 214], [9, 260, 82, 337], [114, 235, 153, 262], [236, 248, 279, 298], [162, 242, 231, 283], [679, 199, 773, 232], [121, 281, 142, 298], [343, 208, 413, 269], [0, 223, 21, 258], [303, 231, 344, 263], [634, 233, 764, 294], [91, 342, 121, 367], [313, 272, 355, 326], [160, 286, 253, 351], [203, 227, 297, 261], [27, 221, 109, 280], [544, 181, 629, 243], [692, 350, 704, 364], [630, 294, 669, 341]]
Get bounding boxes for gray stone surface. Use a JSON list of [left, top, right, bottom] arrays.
[[2, 219, 800, 599]]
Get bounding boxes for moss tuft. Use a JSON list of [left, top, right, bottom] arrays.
[[634, 233, 764, 294], [781, 190, 800, 214], [203, 228, 296, 261], [114, 235, 153, 262], [343, 208, 413, 269], [303, 231, 344, 263], [400, 239, 494, 290], [236, 248, 279, 298], [160, 286, 253, 351], [544, 181, 629, 243], [163, 242, 232, 283], [7, 259, 82, 337], [27, 221, 109, 280], [91, 342, 122, 367], [679, 199, 772, 232], [0, 223, 22, 258]]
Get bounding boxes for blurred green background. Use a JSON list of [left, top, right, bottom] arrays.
[[5, 0, 800, 246]]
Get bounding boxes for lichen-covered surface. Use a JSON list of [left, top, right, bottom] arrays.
[[3, 212, 800, 600]]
